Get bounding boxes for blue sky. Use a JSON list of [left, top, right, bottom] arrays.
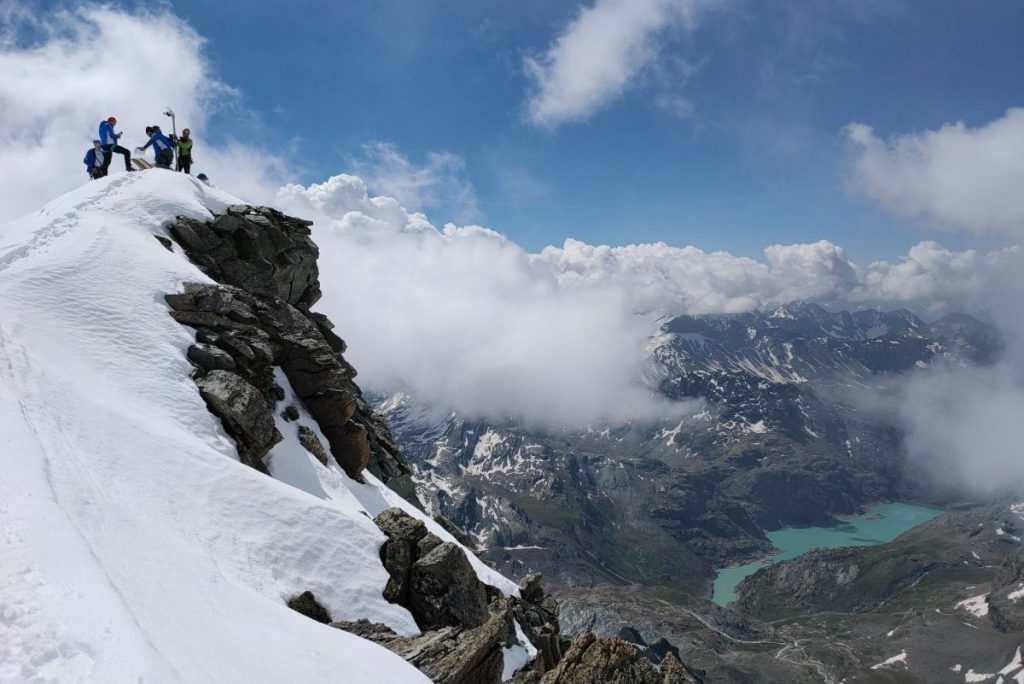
[[25, 0, 1024, 262]]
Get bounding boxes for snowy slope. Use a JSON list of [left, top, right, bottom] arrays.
[[0, 172, 507, 683]]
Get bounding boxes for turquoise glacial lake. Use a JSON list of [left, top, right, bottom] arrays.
[[712, 502, 944, 606]]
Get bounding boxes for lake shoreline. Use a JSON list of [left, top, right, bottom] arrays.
[[711, 501, 946, 606]]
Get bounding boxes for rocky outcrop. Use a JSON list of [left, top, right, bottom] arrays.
[[335, 606, 514, 684], [297, 425, 329, 465], [292, 592, 515, 684], [374, 507, 489, 630], [330, 592, 701, 684], [537, 632, 703, 684], [287, 590, 332, 624], [512, 573, 563, 674], [172, 204, 320, 309], [166, 206, 417, 500], [371, 508, 572, 680], [195, 369, 280, 471]]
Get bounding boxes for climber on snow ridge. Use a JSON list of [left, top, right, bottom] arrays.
[[137, 126, 174, 169], [83, 140, 105, 179], [98, 116, 134, 175]]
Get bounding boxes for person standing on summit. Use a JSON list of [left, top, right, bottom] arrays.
[[83, 140, 105, 179], [173, 128, 193, 174], [98, 116, 133, 175], [136, 125, 174, 169]]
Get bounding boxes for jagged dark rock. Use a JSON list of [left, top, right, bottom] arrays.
[[287, 590, 332, 624], [187, 343, 236, 372], [172, 205, 320, 309], [611, 626, 683, 667], [519, 573, 545, 604], [512, 573, 562, 673], [165, 206, 419, 502], [374, 507, 489, 630], [332, 418, 371, 480], [376, 507, 431, 544], [333, 605, 514, 684], [647, 638, 682, 667], [540, 632, 703, 684], [410, 542, 490, 630], [297, 425, 329, 465], [195, 370, 280, 472], [330, 618, 399, 641]]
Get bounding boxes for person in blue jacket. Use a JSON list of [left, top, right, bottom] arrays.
[[136, 125, 174, 169], [97, 116, 133, 175], [83, 140, 106, 179]]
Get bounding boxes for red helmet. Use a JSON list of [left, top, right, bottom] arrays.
[[107, 116, 117, 124]]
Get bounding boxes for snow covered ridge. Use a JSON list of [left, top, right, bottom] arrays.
[[0, 172, 538, 683], [1, 173, 706, 684]]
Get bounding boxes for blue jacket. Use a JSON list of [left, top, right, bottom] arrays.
[[98, 120, 119, 146], [141, 130, 173, 153], [84, 147, 104, 171]]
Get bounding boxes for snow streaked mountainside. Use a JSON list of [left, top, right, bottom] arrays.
[[0, 173, 514, 683], [652, 302, 999, 441], [381, 302, 999, 595]]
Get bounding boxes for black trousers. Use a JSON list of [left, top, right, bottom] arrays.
[[100, 144, 132, 173], [155, 147, 174, 169], [177, 154, 192, 174]]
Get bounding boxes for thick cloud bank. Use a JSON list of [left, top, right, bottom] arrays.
[[846, 110, 1024, 495], [0, 4, 284, 223], [524, 0, 715, 127], [276, 174, 1024, 428], [898, 362, 1024, 496], [278, 176, 673, 425], [845, 109, 1024, 237]]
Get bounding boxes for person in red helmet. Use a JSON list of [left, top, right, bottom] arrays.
[[97, 116, 133, 175]]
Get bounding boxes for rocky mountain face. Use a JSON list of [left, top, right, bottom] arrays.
[[169, 206, 418, 499], [382, 302, 1000, 597], [164, 204, 706, 683]]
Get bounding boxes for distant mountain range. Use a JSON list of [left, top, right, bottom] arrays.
[[380, 302, 1001, 596]]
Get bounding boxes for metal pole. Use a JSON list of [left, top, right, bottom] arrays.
[[164, 107, 177, 169]]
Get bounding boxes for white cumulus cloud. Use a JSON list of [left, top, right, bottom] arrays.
[[278, 174, 675, 426], [845, 109, 1024, 237], [349, 142, 479, 222], [845, 110, 1024, 495], [0, 4, 287, 223], [277, 173, 1024, 427], [524, 0, 716, 127]]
